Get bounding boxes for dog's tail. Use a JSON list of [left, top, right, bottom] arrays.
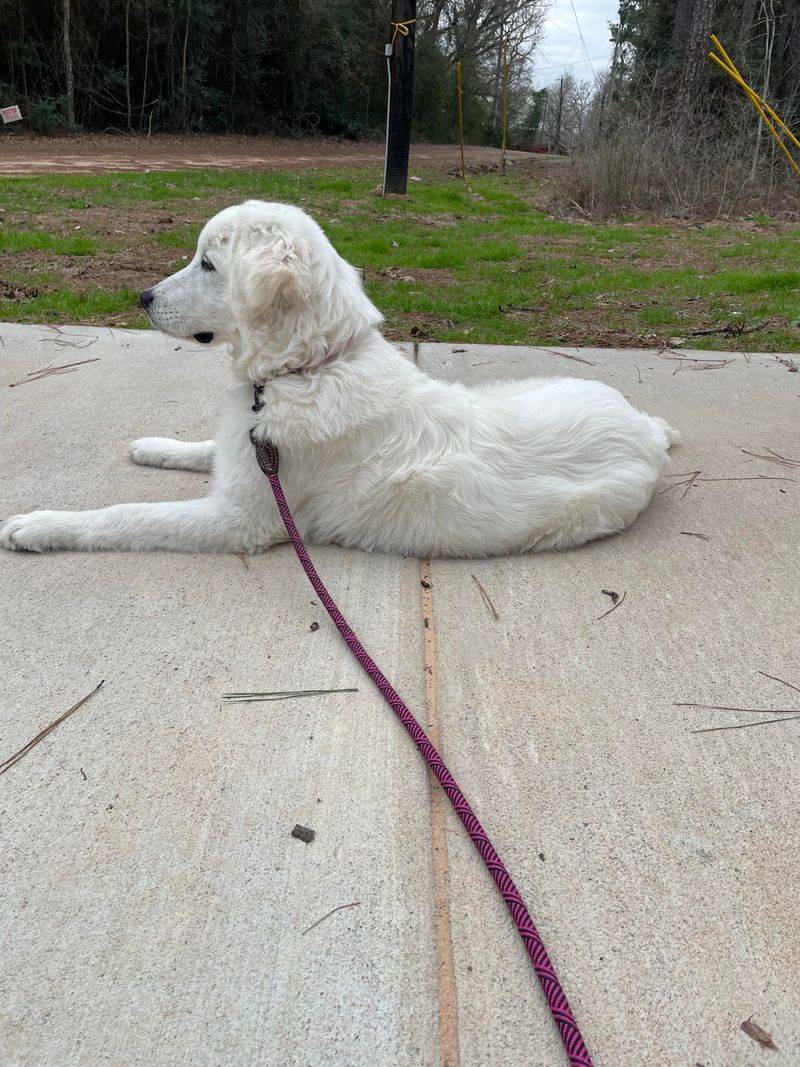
[[650, 416, 681, 448]]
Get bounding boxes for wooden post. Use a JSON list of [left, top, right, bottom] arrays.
[[500, 40, 509, 175], [456, 61, 466, 180], [383, 0, 416, 195]]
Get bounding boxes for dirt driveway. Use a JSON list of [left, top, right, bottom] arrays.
[[0, 132, 531, 175]]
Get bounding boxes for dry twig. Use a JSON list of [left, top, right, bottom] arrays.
[[302, 901, 361, 935], [221, 687, 358, 704], [671, 358, 734, 375], [690, 319, 767, 337], [681, 669, 800, 733], [690, 716, 800, 733], [0, 680, 105, 776], [544, 348, 597, 366], [740, 448, 800, 469], [9, 357, 100, 388], [470, 574, 500, 621], [660, 470, 794, 497], [597, 589, 626, 621], [759, 670, 800, 696]]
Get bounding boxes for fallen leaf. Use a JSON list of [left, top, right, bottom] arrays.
[[741, 1017, 778, 1051], [291, 824, 315, 844]]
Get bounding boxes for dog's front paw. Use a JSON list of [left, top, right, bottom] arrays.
[[1, 511, 64, 552], [130, 437, 173, 468]]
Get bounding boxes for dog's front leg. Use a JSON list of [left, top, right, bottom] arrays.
[[0, 496, 282, 554]]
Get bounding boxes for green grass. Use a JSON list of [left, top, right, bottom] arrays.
[[0, 228, 100, 255], [0, 165, 798, 350]]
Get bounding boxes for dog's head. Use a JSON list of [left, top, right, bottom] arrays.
[[141, 201, 382, 376]]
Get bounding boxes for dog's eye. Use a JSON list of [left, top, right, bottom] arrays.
[[201, 256, 215, 272]]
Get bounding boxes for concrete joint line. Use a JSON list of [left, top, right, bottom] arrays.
[[420, 559, 462, 1067]]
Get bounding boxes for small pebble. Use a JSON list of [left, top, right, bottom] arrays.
[[291, 824, 315, 844]]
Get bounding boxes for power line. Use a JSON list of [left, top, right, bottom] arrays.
[[568, 0, 596, 78], [535, 53, 609, 76]]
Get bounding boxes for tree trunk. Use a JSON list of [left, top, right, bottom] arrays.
[[671, 0, 696, 53], [62, 0, 75, 126], [674, 0, 716, 124], [125, 0, 132, 132], [775, 10, 800, 116], [140, 0, 151, 133], [181, 0, 192, 130]]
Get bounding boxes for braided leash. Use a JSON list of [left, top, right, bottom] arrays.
[[250, 391, 592, 1067]]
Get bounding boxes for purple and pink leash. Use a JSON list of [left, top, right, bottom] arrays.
[[250, 399, 593, 1067]]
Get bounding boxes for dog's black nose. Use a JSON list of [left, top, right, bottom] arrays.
[[140, 288, 155, 309]]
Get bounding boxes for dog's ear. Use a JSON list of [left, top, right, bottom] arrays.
[[238, 224, 308, 314]]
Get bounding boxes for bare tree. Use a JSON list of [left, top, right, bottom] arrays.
[[61, 0, 75, 125], [140, 0, 152, 133], [751, 0, 776, 178], [180, 0, 192, 130]]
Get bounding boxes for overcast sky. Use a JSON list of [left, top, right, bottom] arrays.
[[534, 0, 618, 87]]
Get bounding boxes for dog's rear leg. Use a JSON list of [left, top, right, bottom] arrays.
[[130, 437, 215, 472]]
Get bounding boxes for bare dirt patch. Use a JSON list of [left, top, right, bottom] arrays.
[[384, 311, 455, 341], [0, 247, 178, 294], [0, 132, 533, 177], [372, 266, 455, 285]]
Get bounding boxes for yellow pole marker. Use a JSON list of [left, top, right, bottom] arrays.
[[456, 61, 466, 181], [709, 53, 800, 175], [710, 44, 800, 154], [708, 35, 800, 177], [709, 34, 800, 148]]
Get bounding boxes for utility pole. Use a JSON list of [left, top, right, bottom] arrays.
[[383, 0, 416, 195]]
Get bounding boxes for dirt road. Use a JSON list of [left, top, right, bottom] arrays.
[[0, 132, 531, 175]]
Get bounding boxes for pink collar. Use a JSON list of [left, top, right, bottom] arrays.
[[252, 331, 364, 387]]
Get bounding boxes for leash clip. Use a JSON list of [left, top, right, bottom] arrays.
[[249, 428, 280, 476], [250, 384, 279, 475]]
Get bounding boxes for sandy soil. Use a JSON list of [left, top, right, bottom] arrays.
[[0, 132, 531, 175]]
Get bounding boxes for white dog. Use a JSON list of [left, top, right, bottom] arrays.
[[1, 200, 678, 557]]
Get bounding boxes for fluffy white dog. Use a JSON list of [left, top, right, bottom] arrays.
[[1, 200, 678, 557]]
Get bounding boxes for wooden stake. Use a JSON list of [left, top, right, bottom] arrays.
[[456, 61, 466, 181]]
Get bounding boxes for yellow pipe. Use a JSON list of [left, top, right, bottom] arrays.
[[709, 33, 800, 149], [710, 45, 800, 153], [708, 44, 800, 177]]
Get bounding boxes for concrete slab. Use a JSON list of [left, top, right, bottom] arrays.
[[2, 328, 799, 1067], [0, 325, 438, 1067], [418, 344, 800, 1066]]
